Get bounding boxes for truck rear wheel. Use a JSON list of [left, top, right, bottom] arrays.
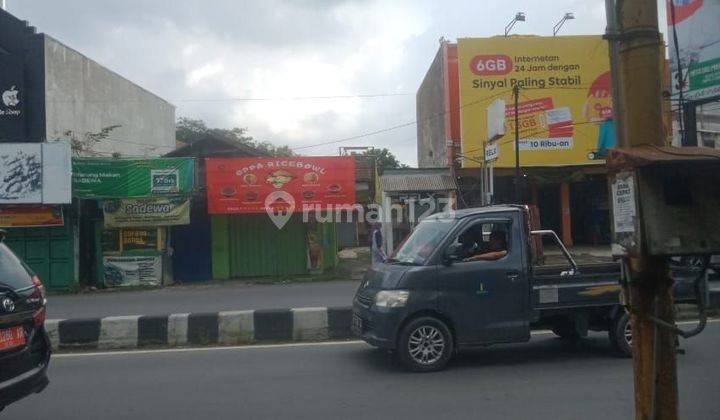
[[609, 311, 632, 357], [397, 316, 454, 372]]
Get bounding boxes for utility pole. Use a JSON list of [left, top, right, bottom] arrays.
[[513, 84, 521, 203], [607, 1, 678, 419]]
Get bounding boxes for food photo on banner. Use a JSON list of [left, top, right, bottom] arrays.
[[205, 156, 356, 214], [205, 156, 356, 278]]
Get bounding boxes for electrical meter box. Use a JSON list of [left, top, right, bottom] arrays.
[[607, 146, 720, 258]]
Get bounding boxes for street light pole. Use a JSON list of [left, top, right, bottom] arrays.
[[504, 12, 526, 37], [553, 13, 575, 36], [513, 84, 521, 204]]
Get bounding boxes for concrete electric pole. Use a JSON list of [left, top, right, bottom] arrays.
[[606, 0, 678, 419]]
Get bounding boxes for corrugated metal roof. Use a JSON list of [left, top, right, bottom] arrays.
[[606, 145, 720, 168], [380, 168, 457, 192]]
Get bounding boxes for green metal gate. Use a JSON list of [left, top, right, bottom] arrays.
[[211, 213, 341, 279], [4, 223, 76, 291]]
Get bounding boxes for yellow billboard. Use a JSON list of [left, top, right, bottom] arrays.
[[458, 36, 612, 168]]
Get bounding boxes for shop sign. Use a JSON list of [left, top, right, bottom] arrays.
[[0, 54, 26, 141], [103, 197, 190, 228], [0, 143, 72, 204], [668, 0, 720, 101], [72, 158, 194, 198], [0, 205, 64, 227], [458, 36, 612, 167], [484, 143, 499, 162], [206, 157, 356, 214], [103, 256, 161, 287], [121, 228, 159, 251]]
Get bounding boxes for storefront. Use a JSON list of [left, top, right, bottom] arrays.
[[72, 157, 195, 287], [0, 142, 74, 290], [205, 156, 355, 279]]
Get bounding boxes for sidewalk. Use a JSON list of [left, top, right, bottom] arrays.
[[48, 247, 371, 320]]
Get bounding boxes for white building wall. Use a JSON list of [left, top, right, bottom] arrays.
[[43, 35, 175, 157]]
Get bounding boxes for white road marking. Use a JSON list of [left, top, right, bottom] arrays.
[[53, 340, 367, 358], [52, 318, 719, 359]]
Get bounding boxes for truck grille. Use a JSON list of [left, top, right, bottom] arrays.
[[355, 293, 374, 307]]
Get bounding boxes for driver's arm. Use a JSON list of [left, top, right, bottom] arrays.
[[464, 250, 508, 261]]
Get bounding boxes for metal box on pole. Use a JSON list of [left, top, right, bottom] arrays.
[[608, 146, 720, 258]]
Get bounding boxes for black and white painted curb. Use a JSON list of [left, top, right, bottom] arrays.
[[43, 289, 720, 351], [45, 307, 353, 351]]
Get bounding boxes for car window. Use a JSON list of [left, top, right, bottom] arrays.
[[0, 243, 34, 290], [448, 221, 510, 262]]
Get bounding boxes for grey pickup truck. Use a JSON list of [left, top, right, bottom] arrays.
[[352, 205, 697, 371]]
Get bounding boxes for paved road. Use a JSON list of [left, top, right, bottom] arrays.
[[6, 322, 720, 419], [47, 280, 360, 319]]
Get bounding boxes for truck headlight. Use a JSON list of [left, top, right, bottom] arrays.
[[375, 290, 410, 308]]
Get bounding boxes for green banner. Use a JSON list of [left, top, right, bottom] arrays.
[[689, 57, 720, 91], [73, 158, 194, 198], [103, 197, 191, 228]]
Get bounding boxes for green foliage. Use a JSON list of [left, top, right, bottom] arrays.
[[361, 148, 409, 172], [176, 117, 294, 156], [60, 125, 122, 156]]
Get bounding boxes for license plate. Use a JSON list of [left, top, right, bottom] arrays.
[[0, 326, 26, 351], [352, 315, 363, 333]]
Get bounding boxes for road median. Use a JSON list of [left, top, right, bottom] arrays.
[[45, 307, 354, 351], [45, 289, 719, 352]]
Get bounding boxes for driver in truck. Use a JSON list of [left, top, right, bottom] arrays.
[[464, 229, 508, 262]]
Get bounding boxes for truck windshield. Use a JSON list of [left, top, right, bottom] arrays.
[[390, 218, 456, 265]]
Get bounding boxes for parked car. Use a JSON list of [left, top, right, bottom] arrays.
[[352, 205, 697, 371], [0, 232, 51, 411]]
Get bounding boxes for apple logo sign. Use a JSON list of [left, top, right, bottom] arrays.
[[2, 86, 20, 107]]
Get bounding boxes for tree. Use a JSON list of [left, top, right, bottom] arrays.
[[362, 148, 409, 172], [175, 117, 294, 156], [175, 117, 209, 145]]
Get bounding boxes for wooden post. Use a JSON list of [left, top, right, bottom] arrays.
[[608, 0, 678, 418], [560, 182, 572, 247]]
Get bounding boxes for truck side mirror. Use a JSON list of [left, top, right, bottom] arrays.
[[444, 243, 463, 265], [0, 229, 6, 242]]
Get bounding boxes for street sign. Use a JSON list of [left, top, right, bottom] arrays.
[[485, 142, 499, 162]]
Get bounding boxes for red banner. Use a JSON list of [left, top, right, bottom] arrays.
[[0, 205, 64, 227], [206, 157, 356, 214]]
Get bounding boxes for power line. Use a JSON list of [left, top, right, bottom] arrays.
[[292, 121, 417, 151], [292, 88, 514, 151]]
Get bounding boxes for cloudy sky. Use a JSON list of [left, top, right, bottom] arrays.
[[7, 0, 669, 165]]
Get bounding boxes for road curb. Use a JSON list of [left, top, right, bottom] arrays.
[[44, 289, 719, 351], [46, 307, 354, 351]]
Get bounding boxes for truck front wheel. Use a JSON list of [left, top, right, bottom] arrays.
[[397, 316, 454, 372], [609, 311, 632, 357]]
